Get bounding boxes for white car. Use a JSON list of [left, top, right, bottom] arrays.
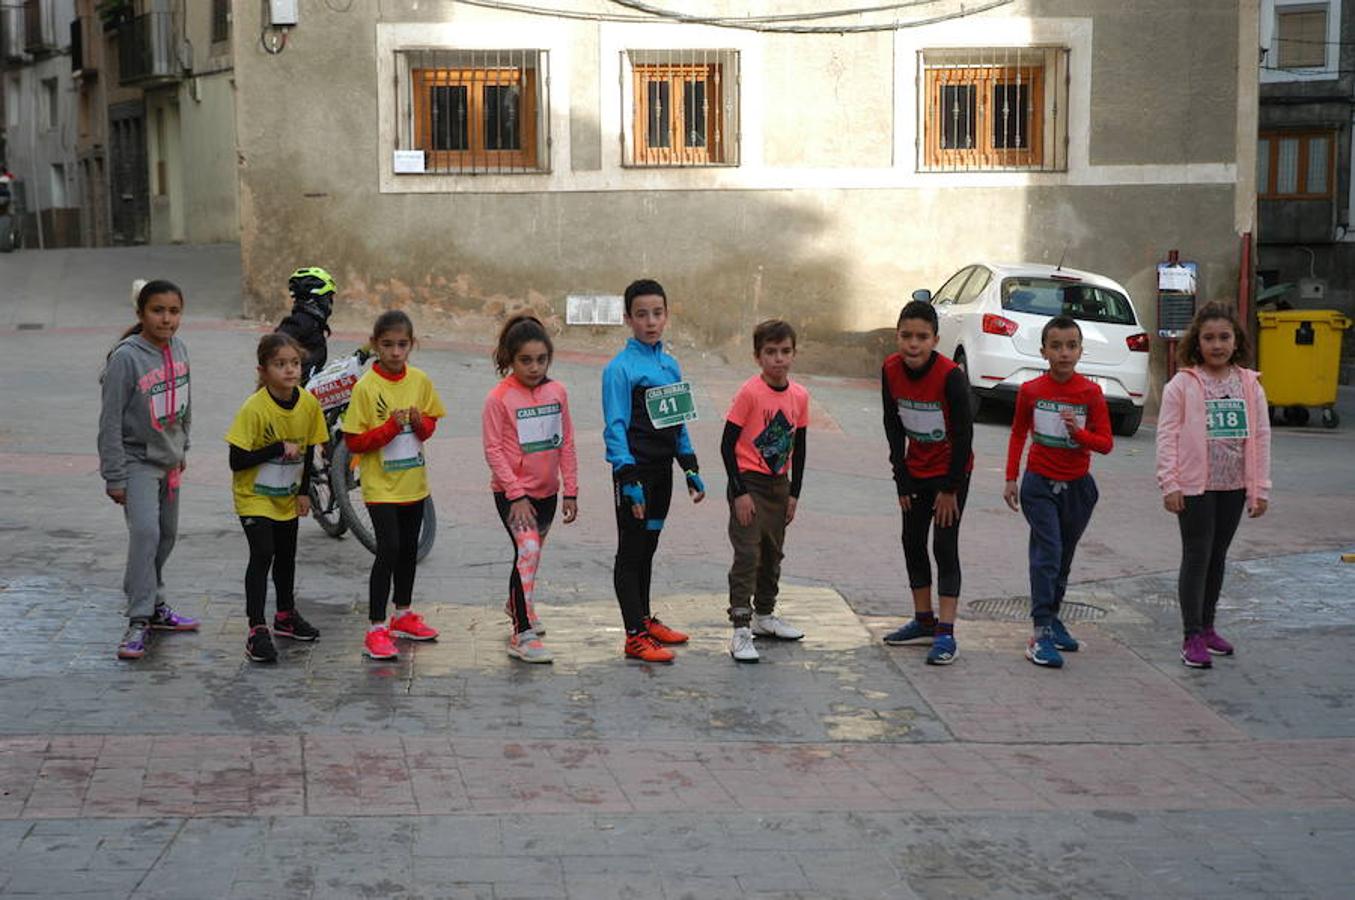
[[914, 262, 1150, 436]]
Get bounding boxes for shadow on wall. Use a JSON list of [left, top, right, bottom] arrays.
[[240, 142, 855, 371]]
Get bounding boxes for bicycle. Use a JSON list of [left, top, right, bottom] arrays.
[[305, 348, 437, 561]]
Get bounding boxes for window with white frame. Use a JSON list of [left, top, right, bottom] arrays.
[[1275, 3, 1329, 69], [396, 49, 550, 174], [918, 47, 1069, 173], [1257, 131, 1335, 199], [623, 49, 739, 167]]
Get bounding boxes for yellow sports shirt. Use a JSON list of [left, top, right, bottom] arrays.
[[224, 387, 329, 520], [341, 365, 446, 503]]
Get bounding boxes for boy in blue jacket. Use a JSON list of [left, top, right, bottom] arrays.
[[602, 279, 705, 663]]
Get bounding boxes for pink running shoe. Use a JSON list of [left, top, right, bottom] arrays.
[[389, 609, 439, 641], [1202, 628, 1235, 656], [363, 627, 399, 660], [1181, 634, 1212, 669]]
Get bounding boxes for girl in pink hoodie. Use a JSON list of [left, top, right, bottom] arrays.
[[482, 315, 579, 664], [1156, 302, 1271, 669]]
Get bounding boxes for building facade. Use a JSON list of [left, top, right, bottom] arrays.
[[1258, 0, 1355, 375], [1, 0, 81, 247], [206, 3, 1264, 390]]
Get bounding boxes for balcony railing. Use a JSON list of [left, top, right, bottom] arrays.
[[24, 0, 57, 53], [116, 11, 179, 86], [1, 8, 26, 62]]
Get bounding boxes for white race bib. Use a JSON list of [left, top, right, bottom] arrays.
[[382, 427, 424, 471], [1032, 400, 1085, 449], [515, 402, 563, 454], [253, 458, 302, 497], [896, 399, 947, 443]]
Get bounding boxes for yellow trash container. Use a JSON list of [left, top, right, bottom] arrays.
[[1257, 309, 1351, 428]]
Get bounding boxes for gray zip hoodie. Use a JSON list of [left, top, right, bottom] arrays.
[[98, 332, 192, 490]]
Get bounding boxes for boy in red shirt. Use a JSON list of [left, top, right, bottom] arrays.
[[1004, 315, 1113, 668], [722, 320, 810, 662], [880, 301, 974, 665]]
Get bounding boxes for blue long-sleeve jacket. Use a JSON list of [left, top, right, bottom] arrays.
[[601, 338, 698, 479]]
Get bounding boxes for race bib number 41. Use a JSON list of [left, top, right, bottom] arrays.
[[645, 382, 698, 429], [1205, 398, 1248, 440]]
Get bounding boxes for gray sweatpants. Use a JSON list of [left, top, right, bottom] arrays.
[[122, 462, 179, 621]]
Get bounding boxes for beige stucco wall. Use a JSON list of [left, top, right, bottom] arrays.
[[233, 0, 1254, 383]]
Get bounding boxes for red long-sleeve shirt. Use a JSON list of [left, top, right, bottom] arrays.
[[1005, 372, 1113, 482]]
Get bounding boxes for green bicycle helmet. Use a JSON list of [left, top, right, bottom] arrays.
[[288, 266, 337, 300]]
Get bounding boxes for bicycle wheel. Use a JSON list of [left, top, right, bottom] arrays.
[[308, 443, 347, 537], [416, 497, 437, 562], [330, 440, 378, 555]]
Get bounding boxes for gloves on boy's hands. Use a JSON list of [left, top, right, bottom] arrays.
[[621, 482, 646, 508], [684, 469, 705, 498]]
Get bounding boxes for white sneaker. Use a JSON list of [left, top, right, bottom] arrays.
[[506, 629, 553, 664], [729, 626, 759, 662], [751, 612, 804, 641]]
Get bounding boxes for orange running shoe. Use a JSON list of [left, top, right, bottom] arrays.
[[625, 632, 675, 663], [643, 616, 688, 644], [363, 627, 399, 660], [389, 609, 439, 641]]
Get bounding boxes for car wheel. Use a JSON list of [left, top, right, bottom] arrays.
[[1111, 406, 1143, 437], [953, 349, 983, 418]]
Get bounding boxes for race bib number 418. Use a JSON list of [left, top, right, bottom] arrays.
[[1205, 398, 1248, 440]]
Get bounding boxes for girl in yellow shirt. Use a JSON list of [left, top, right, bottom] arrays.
[[225, 334, 329, 664], [342, 311, 446, 660]]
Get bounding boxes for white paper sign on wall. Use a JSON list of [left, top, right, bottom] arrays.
[[566, 295, 625, 326], [393, 151, 426, 174]]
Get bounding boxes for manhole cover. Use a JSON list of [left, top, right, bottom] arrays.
[[966, 597, 1108, 621], [16, 323, 44, 331]]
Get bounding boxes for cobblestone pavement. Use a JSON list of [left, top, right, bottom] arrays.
[[2, 248, 1354, 898]]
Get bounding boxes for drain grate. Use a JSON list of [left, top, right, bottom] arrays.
[[966, 597, 1108, 621], [16, 323, 44, 331]]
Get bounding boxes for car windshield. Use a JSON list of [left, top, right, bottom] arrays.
[[1000, 277, 1137, 326]]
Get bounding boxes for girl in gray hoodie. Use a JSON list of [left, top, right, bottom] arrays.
[[98, 280, 200, 660]]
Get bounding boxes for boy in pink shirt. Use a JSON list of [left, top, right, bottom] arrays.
[[722, 320, 811, 662]]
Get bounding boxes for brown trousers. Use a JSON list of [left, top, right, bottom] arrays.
[[727, 471, 790, 624]]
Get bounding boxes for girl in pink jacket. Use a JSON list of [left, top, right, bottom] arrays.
[[483, 315, 579, 664], [1156, 302, 1271, 669]]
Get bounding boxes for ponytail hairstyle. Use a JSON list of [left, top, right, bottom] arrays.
[[493, 314, 553, 376], [109, 279, 184, 356], [371, 309, 415, 345], [1177, 301, 1252, 369], [255, 332, 305, 389]]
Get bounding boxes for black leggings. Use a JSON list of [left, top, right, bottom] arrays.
[[367, 501, 425, 623], [1177, 489, 1246, 636], [494, 493, 557, 634], [613, 466, 673, 633], [901, 475, 970, 599], [240, 516, 298, 626]]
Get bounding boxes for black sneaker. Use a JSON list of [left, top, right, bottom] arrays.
[[273, 610, 320, 642], [246, 625, 278, 663]]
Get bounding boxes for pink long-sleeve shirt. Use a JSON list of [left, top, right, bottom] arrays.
[[482, 374, 579, 500], [1156, 366, 1272, 505]]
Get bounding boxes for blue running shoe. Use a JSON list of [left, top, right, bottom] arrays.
[[1025, 629, 1064, 668], [883, 618, 935, 646], [1049, 618, 1079, 652], [926, 634, 957, 665]]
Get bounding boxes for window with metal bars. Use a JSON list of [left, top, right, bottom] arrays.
[[919, 47, 1068, 173], [211, 0, 230, 45], [626, 49, 738, 167], [399, 49, 549, 174]]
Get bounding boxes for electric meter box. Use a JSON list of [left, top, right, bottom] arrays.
[[269, 0, 299, 26]]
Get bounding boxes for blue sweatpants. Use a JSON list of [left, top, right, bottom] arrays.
[[1020, 470, 1098, 628]]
